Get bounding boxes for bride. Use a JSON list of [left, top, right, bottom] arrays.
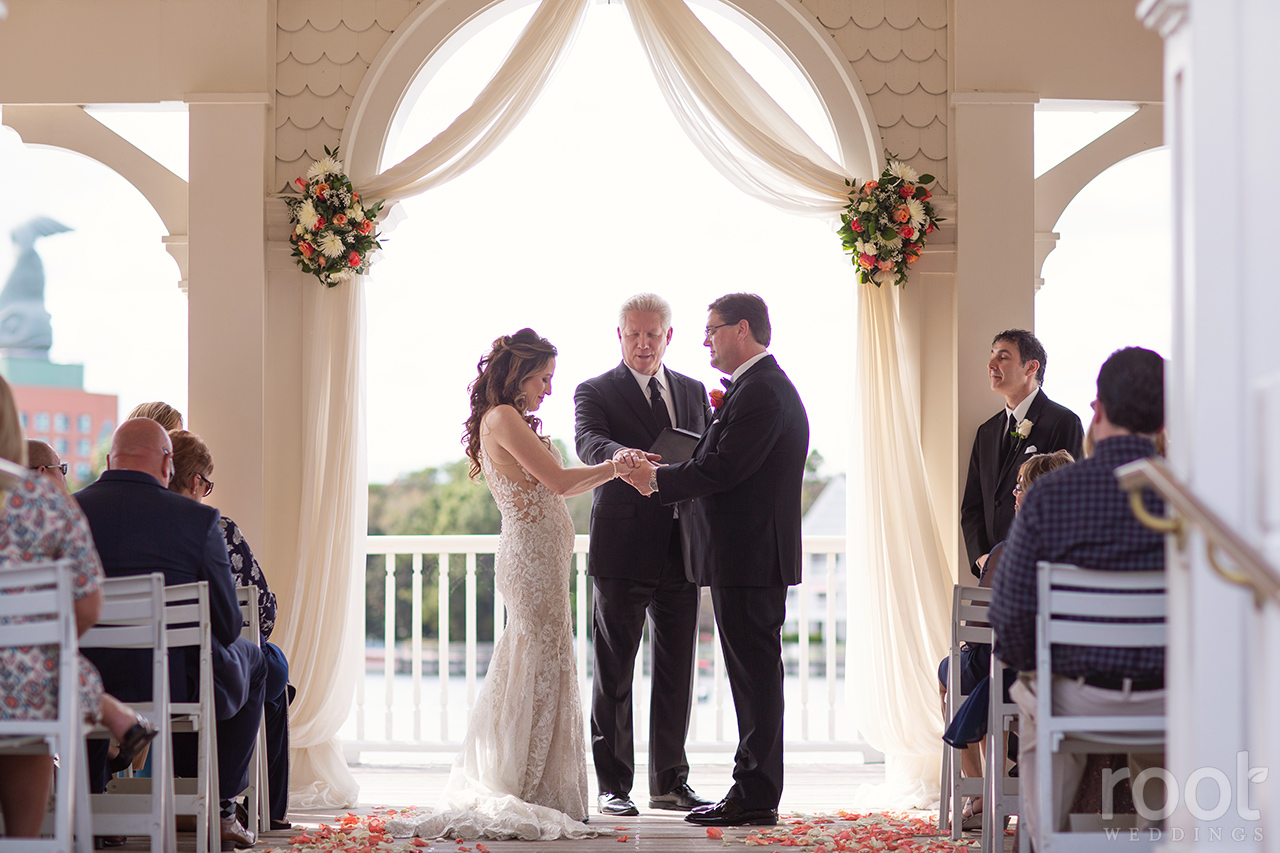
[[391, 328, 637, 841]]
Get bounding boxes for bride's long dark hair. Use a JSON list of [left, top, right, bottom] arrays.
[[464, 328, 558, 480]]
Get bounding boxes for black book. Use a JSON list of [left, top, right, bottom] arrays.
[[649, 427, 702, 465]]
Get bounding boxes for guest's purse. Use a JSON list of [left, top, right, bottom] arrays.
[[649, 428, 702, 464]]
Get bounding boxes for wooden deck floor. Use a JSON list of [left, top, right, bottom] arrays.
[[110, 760, 1007, 851]]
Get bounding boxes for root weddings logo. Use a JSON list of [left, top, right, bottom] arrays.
[[1101, 751, 1267, 842]]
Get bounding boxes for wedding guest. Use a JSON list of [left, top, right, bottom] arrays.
[[939, 449, 1075, 829], [960, 330, 1083, 578], [627, 294, 809, 828], [26, 438, 69, 494], [75, 419, 264, 849], [0, 380, 157, 838], [574, 293, 712, 817], [126, 400, 183, 432], [167, 429, 294, 830], [990, 347, 1167, 840]]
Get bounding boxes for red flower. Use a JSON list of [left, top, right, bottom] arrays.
[[926, 222, 936, 234], [299, 241, 315, 259], [858, 253, 875, 269], [348, 251, 362, 267], [899, 184, 915, 198], [358, 220, 374, 235], [294, 177, 307, 189], [334, 213, 348, 226], [898, 225, 915, 239], [709, 389, 725, 409], [906, 251, 920, 265], [315, 217, 326, 230], [850, 219, 864, 233]]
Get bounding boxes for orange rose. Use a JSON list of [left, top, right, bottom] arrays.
[[709, 389, 725, 409], [358, 220, 374, 235], [893, 206, 910, 223], [906, 252, 920, 265], [858, 253, 876, 269], [334, 213, 348, 226], [863, 180, 879, 191], [299, 241, 315, 259], [314, 182, 329, 197], [877, 259, 894, 271]]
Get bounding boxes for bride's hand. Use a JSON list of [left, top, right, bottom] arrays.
[[613, 448, 660, 469], [621, 459, 657, 496]]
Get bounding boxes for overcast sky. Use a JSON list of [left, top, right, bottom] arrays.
[[0, 3, 1169, 485]]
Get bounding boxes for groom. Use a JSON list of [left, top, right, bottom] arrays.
[[626, 293, 809, 827]]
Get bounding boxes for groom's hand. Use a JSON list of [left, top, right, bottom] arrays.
[[621, 458, 658, 496]]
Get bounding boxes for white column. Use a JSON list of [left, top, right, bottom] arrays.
[[185, 93, 269, 547], [950, 93, 1038, 570]]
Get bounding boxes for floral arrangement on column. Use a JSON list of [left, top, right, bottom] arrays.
[[838, 158, 943, 287], [284, 147, 383, 287]]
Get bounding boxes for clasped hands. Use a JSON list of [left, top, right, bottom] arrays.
[[612, 447, 661, 496]]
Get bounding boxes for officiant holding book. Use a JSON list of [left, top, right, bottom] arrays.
[[574, 293, 713, 817]]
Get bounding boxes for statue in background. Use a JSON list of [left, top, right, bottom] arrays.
[[0, 216, 71, 351]]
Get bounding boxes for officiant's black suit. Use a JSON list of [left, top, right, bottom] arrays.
[[575, 361, 710, 799], [655, 355, 809, 811], [960, 389, 1083, 576]]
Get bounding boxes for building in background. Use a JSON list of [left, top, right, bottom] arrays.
[[0, 217, 115, 485]]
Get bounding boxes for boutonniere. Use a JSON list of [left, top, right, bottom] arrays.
[[709, 389, 725, 410], [1012, 418, 1033, 440]]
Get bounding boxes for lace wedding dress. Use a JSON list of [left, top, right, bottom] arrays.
[[389, 442, 594, 841]]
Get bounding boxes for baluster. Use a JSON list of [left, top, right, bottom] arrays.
[[438, 551, 450, 741], [825, 552, 838, 739], [384, 553, 396, 741], [465, 551, 477, 709], [356, 558, 367, 742], [798, 577, 810, 741], [411, 552, 423, 742]]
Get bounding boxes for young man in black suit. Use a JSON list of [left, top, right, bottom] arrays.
[[960, 329, 1084, 578], [76, 418, 265, 849], [626, 293, 809, 827], [574, 293, 713, 817]]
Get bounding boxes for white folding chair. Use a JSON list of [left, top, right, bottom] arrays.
[[939, 583, 992, 839], [235, 585, 270, 834], [1025, 562, 1166, 853], [0, 559, 91, 853], [982, 647, 1018, 853], [77, 572, 173, 853]]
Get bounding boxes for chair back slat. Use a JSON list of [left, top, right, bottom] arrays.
[[0, 588, 60, 617], [1049, 620, 1166, 648], [0, 621, 66, 647]]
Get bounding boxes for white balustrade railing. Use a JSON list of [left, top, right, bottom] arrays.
[[345, 533, 872, 762]]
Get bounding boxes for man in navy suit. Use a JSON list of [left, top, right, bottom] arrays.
[[627, 293, 809, 827], [575, 293, 713, 817], [76, 418, 264, 849], [961, 330, 1083, 578]]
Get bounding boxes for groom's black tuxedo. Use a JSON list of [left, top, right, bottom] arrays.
[[960, 389, 1084, 576], [656, 354, 809, 810], [575, 361, 710, 800]]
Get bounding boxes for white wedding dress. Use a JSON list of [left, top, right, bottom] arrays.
[[388, 441, 594, 840]]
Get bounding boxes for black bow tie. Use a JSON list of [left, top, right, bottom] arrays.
[[720, 377, 733, 390]]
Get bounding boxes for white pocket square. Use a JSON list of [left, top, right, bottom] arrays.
[[1024, 445, 1038, 454]]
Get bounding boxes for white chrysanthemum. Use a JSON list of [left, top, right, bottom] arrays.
[[905, 198, 927, 227], [873, 268, 897, 285], [319, 231, 346, 258], [293, 223, 306, 238], [307, 156, 341, 181], [327, 269, 354, 285], [881, 234, 903, 251], [888, 161, 919, 183], [296, 200, 320, 232]]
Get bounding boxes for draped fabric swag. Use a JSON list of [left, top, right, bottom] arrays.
[[283, 0, 951, 808]]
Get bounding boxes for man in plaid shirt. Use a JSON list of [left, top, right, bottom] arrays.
[[990, 346, 1166, 838]]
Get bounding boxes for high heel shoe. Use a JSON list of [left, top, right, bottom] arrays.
[[108, 716, 159, 773]]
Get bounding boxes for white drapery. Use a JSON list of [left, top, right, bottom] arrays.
[[287, 0, 952, 807]]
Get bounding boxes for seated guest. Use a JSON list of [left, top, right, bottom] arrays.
[[75, 419, 264, 849], [990, 347, 1167, 839], [126, 400, 184, 432], [26, 439, 70, 495], [0, 381, 156, 838], [168, 429, 293, 830], [939, 449, 1075, 828]]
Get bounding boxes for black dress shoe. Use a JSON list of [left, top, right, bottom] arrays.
[[684, 799, 778, 826], [649, 783, 714, 811], [597, 792, 639, 816]]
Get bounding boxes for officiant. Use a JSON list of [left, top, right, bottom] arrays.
[[573, 293, 713, 817]]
